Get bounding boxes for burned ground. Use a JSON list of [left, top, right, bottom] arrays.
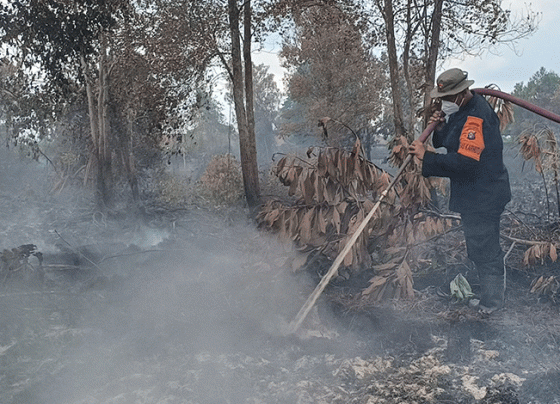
[[1, 145, 560, 404]]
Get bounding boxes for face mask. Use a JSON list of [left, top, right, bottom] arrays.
[[441, 100, 460, 119]]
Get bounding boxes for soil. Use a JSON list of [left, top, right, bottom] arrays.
[[1, 145, 560, 404]]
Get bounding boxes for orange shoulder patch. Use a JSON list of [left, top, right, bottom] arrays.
[[458, 116, 485, 161]]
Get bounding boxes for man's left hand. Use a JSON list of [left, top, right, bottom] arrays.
[[409, 140, 426, 160]]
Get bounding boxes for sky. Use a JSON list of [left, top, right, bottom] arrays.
[[443, 0, 560, 93], [252, 0, 560, 95]]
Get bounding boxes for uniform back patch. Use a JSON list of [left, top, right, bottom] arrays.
[[458, 116, 484, 161]]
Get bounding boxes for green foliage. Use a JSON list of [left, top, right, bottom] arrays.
[[510, 67, 560, 137], [0, 1, 129, 92], [450, 273, 474, 301]]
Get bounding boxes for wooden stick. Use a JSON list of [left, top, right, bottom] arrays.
[[288, 122, 438, 334]]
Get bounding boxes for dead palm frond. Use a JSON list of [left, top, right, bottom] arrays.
[[483, 84, 515, 131], [518, 127, 560, 220], [544, 129, 560, 217]]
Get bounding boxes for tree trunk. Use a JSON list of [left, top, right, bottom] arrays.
[[228, 0, 260, 207], [125, 113, 139, 201], [97, 32, 112, 208], [381, 0, 407, 140], [243, 0, 260, 206], [423, 0, 444, 124], [81, 54, 100, 184], [402, 0, 419, 136]]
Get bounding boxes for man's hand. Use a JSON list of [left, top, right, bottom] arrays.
[[428, 110, 446, 130], [409, 140, 426, 161]]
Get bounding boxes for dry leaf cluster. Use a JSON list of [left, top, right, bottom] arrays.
[[258, 137, 451, 301], [523, 242, 558, 267], [1, 244, 43, 284], [388, 135, 445, 208], [156, 172, 191, 207], [518, 128, 560, 219], [361, 249, 414, 302], [258, 138, 396, 272], [483, 86, 515, 131], [530, 275, 559, 300]]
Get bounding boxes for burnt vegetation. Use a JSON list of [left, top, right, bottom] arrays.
[[1, 1, 560, 403]]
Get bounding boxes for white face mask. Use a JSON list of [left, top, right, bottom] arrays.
[[441, 100, 460, 118]]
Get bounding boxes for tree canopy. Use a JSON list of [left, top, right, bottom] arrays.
[[0, 0, 545, 208], [511, 67, 560, 136]]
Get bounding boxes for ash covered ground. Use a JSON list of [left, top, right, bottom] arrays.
[[1, 145, 560, 404]]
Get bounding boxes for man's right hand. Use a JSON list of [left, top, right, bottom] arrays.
[[428, 110, 446, 129]]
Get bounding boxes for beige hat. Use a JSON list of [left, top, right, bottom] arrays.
[[430, 68, 474, 98]]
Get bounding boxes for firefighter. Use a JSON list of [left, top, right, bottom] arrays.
[[409, 68, 511, 312]]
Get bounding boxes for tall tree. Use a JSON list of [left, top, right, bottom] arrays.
[[279, 3, 384, 146], [511, 67, 560, 136], [146, 0, 262, 207], [228, 0, 260, 206], [0, 1, 211, 207], [365, 0, 539, 140], [1, 0, 133, 207], [252, 63, 282, 160]]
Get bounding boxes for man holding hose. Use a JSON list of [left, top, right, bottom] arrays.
[[408, 68, 511, 312]]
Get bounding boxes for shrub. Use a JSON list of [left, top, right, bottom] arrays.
[[198, 154, 244, 206]]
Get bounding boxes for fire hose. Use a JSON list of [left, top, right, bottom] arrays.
[[287, 87, 560, 334]]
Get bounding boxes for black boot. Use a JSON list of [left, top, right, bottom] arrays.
[[477, 261, 506, 312]]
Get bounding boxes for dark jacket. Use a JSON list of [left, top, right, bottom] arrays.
[[422, 92, 511, 214]]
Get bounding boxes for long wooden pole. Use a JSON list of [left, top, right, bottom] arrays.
[[287, 121, 439, 334]]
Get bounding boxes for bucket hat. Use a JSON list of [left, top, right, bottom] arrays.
[[430, 68, 474, 98]]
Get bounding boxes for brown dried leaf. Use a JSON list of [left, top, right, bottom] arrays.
[[396, 260, 414, 299], [300, 207, 315, 243], [288, 209, 300, 240], [530, 276, 544, 293], [523, 249, 531, 266], [436, 218, 444, 234], [302, 171, 314, 205], [343, 241, 354, 267], [317, 150, 328, 178], [317, 207, 328, 234], [534, 244, 542, 260], [378, 172, 391, 190], [337, 151, 347, 184], [278, 210, 289, 240], [263, 208, 281, 227], [327, 153, 337, 179], [289, 252, 310, 273], [531, 275, 559, 295], [372, 261, 398, 272], [497, 100, 515, 131], [362, 275, 388, 296], [351, 137, 362, 157], [315, 171, 324, 203], [332, 206, 341, 234], [550, 243, 558, 262], [275, 156, 288, 179]]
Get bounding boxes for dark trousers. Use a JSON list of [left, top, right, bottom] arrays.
[[461, 211, 505, 306], [461, 211, 504, 271]]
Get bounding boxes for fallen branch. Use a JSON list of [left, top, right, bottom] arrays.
[[54, 230, 104, 273], [501, 234, 554, 246]]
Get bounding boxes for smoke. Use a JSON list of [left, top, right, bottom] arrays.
[[0, 143, 325, 403], [3, 142, 560, 403]]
